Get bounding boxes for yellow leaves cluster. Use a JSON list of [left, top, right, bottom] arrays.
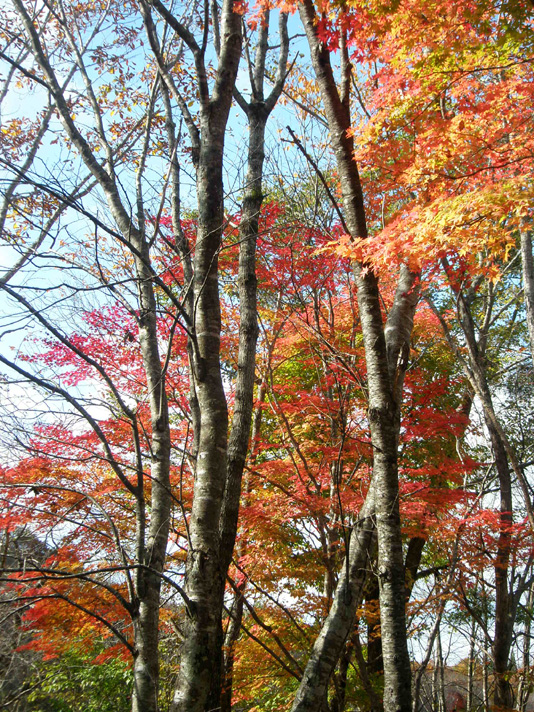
[[320, 177, 529, 283]]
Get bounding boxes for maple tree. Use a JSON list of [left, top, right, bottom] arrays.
[[275, 0, 534, 708], [216, 199, 474, 711]]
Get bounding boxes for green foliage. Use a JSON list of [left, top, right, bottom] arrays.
[[28, 647, 132, 712]]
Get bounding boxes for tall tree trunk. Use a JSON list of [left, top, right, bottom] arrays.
[[518, 581, 534, 712], [482, 578, 490, 712], [432, 657, 440, 712], [294, 4, 418, 709], [221, 357, 273, 709], [520, 223, 534, 366], [486, 418, 514, 711], [217, 15, 288, 709], [161, 0, 243, 707], [359, 269, 412, 712], [173, 139, 231, 712], [466, 617, 476, 712], [153, 6, 289, 708], [436, 628, 446, 712], [219, 9, 289, 580], [131, 243, 172, 712]]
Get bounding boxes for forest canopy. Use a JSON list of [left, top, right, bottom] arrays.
[[0, 1, 533, 711]]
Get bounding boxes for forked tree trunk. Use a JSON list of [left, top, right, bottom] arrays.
[[168, 0, 243, 705], [219, 9, 289, 580], [292, 4, 418, 710], [217, 13, 288, 709], [148, 4, 288, 709]]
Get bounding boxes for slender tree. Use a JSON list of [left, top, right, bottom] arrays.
[[290, 3, 418, 710]]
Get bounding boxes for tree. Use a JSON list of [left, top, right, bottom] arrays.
[[278, 3, 419, 710], [340, 3, 534, 708], [1, 1, 243, 710]]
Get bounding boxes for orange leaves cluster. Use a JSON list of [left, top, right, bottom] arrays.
[[313, 0, 534, 281]]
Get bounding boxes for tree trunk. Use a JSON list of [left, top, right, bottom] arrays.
[[217, 16, 289, 709], [331, 641, 352, 712], [366, 574, 383, 682], [356, 266, 415, 712], [219, 8, 289, 580], [486, 418, 515, 712], [220, 587, 245, 712], [131, 241, 172, 712], [436, 629, 446, 712], [452, 289, 516, 711], [482, 577, 490, 712], [520, 222, 534, 366], [482, 650, 489, 712], [466, 617, 476, 712], [168, 1, 243, 708], [294, 3, 418, 710], [518, 581, 534, 712], [432, 658, 440, 712]]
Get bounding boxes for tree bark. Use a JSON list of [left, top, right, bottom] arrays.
[[216, 15, 288, 709], [486, 417, 515, 712], [168, 0, 243, 706], [520, 222, 534, 367], [131, 238, 172, 712], [219, 9, 289, 580], [436, 628, 446, 712], [366, 574, 383, 682], [291, 489, 377, 712], [466, 616, 476, 712], [152, 5, 288, 711], [293, 6, 418, 709], [220, 587, 245, 712]]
